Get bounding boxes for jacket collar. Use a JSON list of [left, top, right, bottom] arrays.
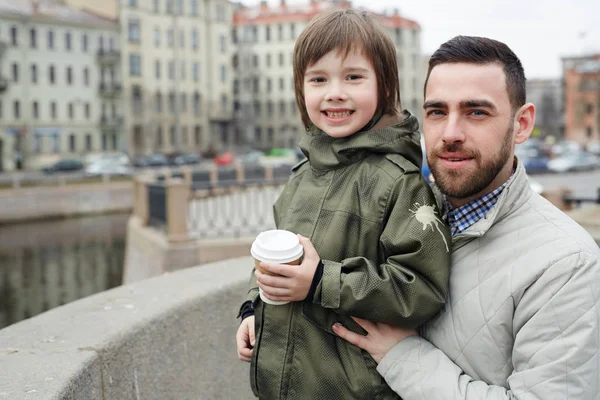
[[432, 158, 533, 245], [298, 110, 423, 172]]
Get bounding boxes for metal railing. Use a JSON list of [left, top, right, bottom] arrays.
[[563, 188, 600, 208]]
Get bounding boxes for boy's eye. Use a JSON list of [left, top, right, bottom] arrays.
[[310, 77, 326, 83], [347, 74, 362, 80]]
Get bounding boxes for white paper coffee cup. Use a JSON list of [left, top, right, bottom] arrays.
[[251, 229, 304, 305]]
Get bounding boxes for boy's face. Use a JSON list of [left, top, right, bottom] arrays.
[[303, 49, 378, 138]]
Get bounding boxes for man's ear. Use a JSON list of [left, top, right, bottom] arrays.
[[514, 103, 535, 145]]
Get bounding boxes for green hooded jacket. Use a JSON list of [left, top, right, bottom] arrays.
[[245, 111, 451, 399]]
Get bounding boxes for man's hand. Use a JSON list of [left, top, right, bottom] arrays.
[[332, 317, 417, 364], [255, 235, 320, 302], [236, 316, 255, 362]]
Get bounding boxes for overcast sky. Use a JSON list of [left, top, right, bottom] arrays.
[[243, 0, 600, 79]]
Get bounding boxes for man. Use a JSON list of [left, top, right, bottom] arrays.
[[333, 35, 600, 399]]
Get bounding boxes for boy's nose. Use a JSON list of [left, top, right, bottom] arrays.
[[325, 82, 347, 102]]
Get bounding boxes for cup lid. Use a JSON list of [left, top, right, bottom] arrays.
[[251, 230, 303, 264]]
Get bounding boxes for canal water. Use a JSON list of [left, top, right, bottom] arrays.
[[0, 212, 128, 329]]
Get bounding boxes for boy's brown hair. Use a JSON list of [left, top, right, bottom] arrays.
[[293, 9, 402, 129]]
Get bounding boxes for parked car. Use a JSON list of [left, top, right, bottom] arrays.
[[214, 151, 235, 166], [551, 140, 582, 157], [133, 153, 169, 168], [238, 150, 264, 165], [43, 159, 84, 174], [587, 141, 600, 155], [85, 160, 132, 176], [170, 152, 201, 166], [547, 151, 600, 173]]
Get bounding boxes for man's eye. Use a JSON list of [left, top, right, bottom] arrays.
[[470, 110, 487, 116], [426, 110, 444, 116]]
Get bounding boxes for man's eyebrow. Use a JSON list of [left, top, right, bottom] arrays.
[[461, 100, 496, 109], [423, 101, 446, 109]]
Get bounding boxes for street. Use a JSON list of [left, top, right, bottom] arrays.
[[532, 169, 600, 199]]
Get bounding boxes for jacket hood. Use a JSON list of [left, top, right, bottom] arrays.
[[299, 110, 423, 171]]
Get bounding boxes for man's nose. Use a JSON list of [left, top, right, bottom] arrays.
[[441, 116, 465, 144]]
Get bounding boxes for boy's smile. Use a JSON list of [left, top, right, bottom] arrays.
[[304, 49, 378, 138]]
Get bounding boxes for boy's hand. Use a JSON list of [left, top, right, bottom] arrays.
[[236, 316, 255, 362], [256, 235, 320, 302]]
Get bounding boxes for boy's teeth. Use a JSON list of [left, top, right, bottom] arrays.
[[326, 111, 351, 118]]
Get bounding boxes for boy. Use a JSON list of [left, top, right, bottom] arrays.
[[236, 9, 451, 399]]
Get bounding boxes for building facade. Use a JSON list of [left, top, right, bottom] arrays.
[[119, 0, 235, 157], [232, 0, 425, 151], [0, 0, 121, 172], [562, 54, 600, 146], [526, 78, 564, 141]]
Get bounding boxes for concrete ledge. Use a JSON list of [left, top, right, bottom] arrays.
[[0, 257, 255, 400]]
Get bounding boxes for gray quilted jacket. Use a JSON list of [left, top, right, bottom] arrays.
[[377, 160, 600, 399]]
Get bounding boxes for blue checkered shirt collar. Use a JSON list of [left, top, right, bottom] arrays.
[[443, 174, 515, 237]]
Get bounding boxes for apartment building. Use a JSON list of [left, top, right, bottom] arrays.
[[232, 0, 425, 151], [526, 78, 564, 140], [562, 54, 600, 146], [0, 0, 121, 172], [120, 0, 235, 157]]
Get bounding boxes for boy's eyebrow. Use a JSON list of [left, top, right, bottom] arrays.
[[304, 66, 371, 76]]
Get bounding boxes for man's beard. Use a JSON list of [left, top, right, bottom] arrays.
[[428, 123, 513, 200]]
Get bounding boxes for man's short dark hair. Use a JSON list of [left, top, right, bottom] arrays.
[[425, 36, 526, 112]]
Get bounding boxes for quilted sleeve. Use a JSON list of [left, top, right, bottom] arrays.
[[376, 251, 600, 399], [314, 171, 451, 328]]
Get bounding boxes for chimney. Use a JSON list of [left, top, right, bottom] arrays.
[[260, 0, 268, 10], [280, 0, 287, 8]]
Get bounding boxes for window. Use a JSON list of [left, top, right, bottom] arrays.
[[279, 77, 284, 91], [13, 100, 20, 119], [170, 125, 176, 145], [65, 32, 72, 51], [587, 103, 594, 114], [587, 127, 593, 138], [169, 92, 176, 113], [219, 35, 226, 53], [11, 63, 18, 82], [279, 101, 285, 116], [153, 0, 159, 12], [266, 78, 272, 93], [156, 92, 163, 113], [83, 67, 89, 86], [182, 126, 188, 145], [82, 34, 88, 52], [49, 65, 55, 84], [68, 102, 74, 119], [168, 60, 175, 80], [167, 29, 174, 47], [193, 62, 199, 82], [86, 134, 92, 151], [253, 54, 258, 68], [254, 126, 261, 142], [166, 0, 174, 13], [193, 92, 200, 116], [98, 35, 104, 51], [232, 27, 238, 44], [180, 61, 186, 79], [266, 53, 271, 67], [85, 103, 91, 119], [253, 78, 259, 93], [30, 28, 37, 48], [191, 29, 198, 49], [32, 101, 39, 119], [290, 23, 295, 39], [194, 125, 201, 145], [102, 134, 108, 151], [10, 26, 18, 46], [181, 93, 187, 112], [128, 20, 140, 43], [129, 0, 137, 7], [156, 127, 163, 147], [48, 30, 54, 49], [395, 28, 402, 45], [51, 101, 57, 120], [267, 127, 274, 143], [179, 29, 185, 48], [267, 101, 273, 117], [177, 0, 184, 14], [66, 67, 73, 85], [191, 0, 198, 16], [216, 3, 225, 21], [112, 134, 117, 150], [155, 60, 161, 79], [52, 135, 59, 153], [397, 54, 403, 69], [154, 27, 160, 47], [109, 37, 115, 51], [265, 26, 270, 42], [291, 100, 297, 115], [220, 65, 226, 82], [34, 136, 41, 154], [279, 52, 284, 66], [129, 54, 141, 76], [69, 134, 76, 152], [254, 101, 261, 117], [278, 24, 283, 41]]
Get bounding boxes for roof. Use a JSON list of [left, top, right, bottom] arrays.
[[0, 0, 118, 30], [233, 0, 419, 29]]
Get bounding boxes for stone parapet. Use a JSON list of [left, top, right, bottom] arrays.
[[0, 257, 255, 400]]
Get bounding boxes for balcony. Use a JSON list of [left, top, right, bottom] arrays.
[[99, 115, 123, 133], [0, 76, 8, 94], [208, 102, 233, 121], [99, 82, 123, 98], [96, 49, 121, 65]]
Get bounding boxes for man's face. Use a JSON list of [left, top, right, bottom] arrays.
[[303, 49, 378, 138], [423, 62, 518, 207]]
